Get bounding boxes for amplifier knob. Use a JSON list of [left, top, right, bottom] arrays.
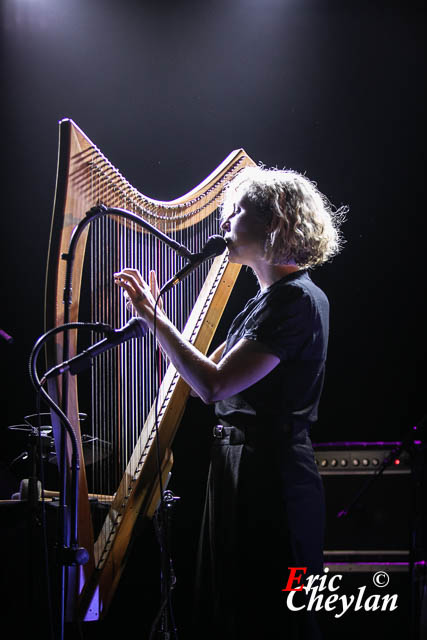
[[320, 459, 328, 467], [372, 458, 380, 466], [340, 459, 348, 467], [362, 458, 369, 466], [330, 458, 338, 467], [352, 458, 360, 466]]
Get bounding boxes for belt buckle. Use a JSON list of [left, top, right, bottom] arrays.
[[213, 424, 224, 439]]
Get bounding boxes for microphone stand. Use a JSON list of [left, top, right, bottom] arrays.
[[46, 204, 202, 637], [48, 203, 225, 637], [29, 321, 110, 640], [336, 423, 425, 520]]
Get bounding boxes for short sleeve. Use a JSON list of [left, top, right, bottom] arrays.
[[242, 286, 312, 361]]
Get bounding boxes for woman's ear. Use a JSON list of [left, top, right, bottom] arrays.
[[264, 212, 276, 235]]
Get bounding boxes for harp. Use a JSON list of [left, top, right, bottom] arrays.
[[44, 118, 255, 622]]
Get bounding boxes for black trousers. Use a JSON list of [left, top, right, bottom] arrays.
[[193, 423, 325, 640]]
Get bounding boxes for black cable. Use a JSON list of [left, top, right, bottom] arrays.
[[29, 321, 112, 640], [148, 293, 179, 640], [46, 203, 191, 637], [36, 388, 55, 640], [29, 321, 111, 546]]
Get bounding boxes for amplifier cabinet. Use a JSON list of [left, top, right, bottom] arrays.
[[314, 444, 414, 553], [313, 443, 426, 638]]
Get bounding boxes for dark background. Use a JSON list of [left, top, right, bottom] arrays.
[[0, 0, 426, 638]]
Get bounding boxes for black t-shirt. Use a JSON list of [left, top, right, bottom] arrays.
[[215, 270, 329, 435]]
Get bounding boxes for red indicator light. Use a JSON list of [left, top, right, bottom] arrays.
[[394, 459, 400, 465]]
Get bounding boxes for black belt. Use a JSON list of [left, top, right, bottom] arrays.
[[212, 424, 256, 445], [213, 422, 310, 445]]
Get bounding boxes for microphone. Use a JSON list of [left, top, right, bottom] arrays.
[[160, 235, 227, 295], [44, 317, 147, 379], [0, 328, 14, 344]]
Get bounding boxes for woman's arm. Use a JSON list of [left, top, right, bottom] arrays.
[[114, 269, 280, 404], [189, 342, 226, 397]]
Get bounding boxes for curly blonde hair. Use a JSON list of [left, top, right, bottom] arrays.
[[221, 165, 346, 268]]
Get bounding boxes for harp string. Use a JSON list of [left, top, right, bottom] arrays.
[[85, 166, 221, 548], [43, 119, 255, 617]]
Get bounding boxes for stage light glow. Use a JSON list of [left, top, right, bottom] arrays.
[[2, 0, 69, 31]]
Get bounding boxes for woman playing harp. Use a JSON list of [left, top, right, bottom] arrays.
[[115, 165, 344, 639]]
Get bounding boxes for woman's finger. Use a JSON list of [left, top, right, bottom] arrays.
[[115, 270, 145, 289], [123, 291, 135, 313], [149, 270, 164, 311], [115, 278, 138, 301], [114, 272, 144, 301], [115, 269, 149, 293]]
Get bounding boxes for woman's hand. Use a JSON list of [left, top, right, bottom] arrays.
[[116, 270, 279, 405], [114, 269, 163, 327]]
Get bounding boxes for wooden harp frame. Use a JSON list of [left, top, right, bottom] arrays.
[[44, 118, 255, 621]]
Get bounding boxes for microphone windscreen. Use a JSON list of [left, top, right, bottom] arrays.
[[127, 317, 148, 339], [202, 235, 227, 258]]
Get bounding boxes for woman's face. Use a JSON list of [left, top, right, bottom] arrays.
[[220, 190, 268, 266]]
